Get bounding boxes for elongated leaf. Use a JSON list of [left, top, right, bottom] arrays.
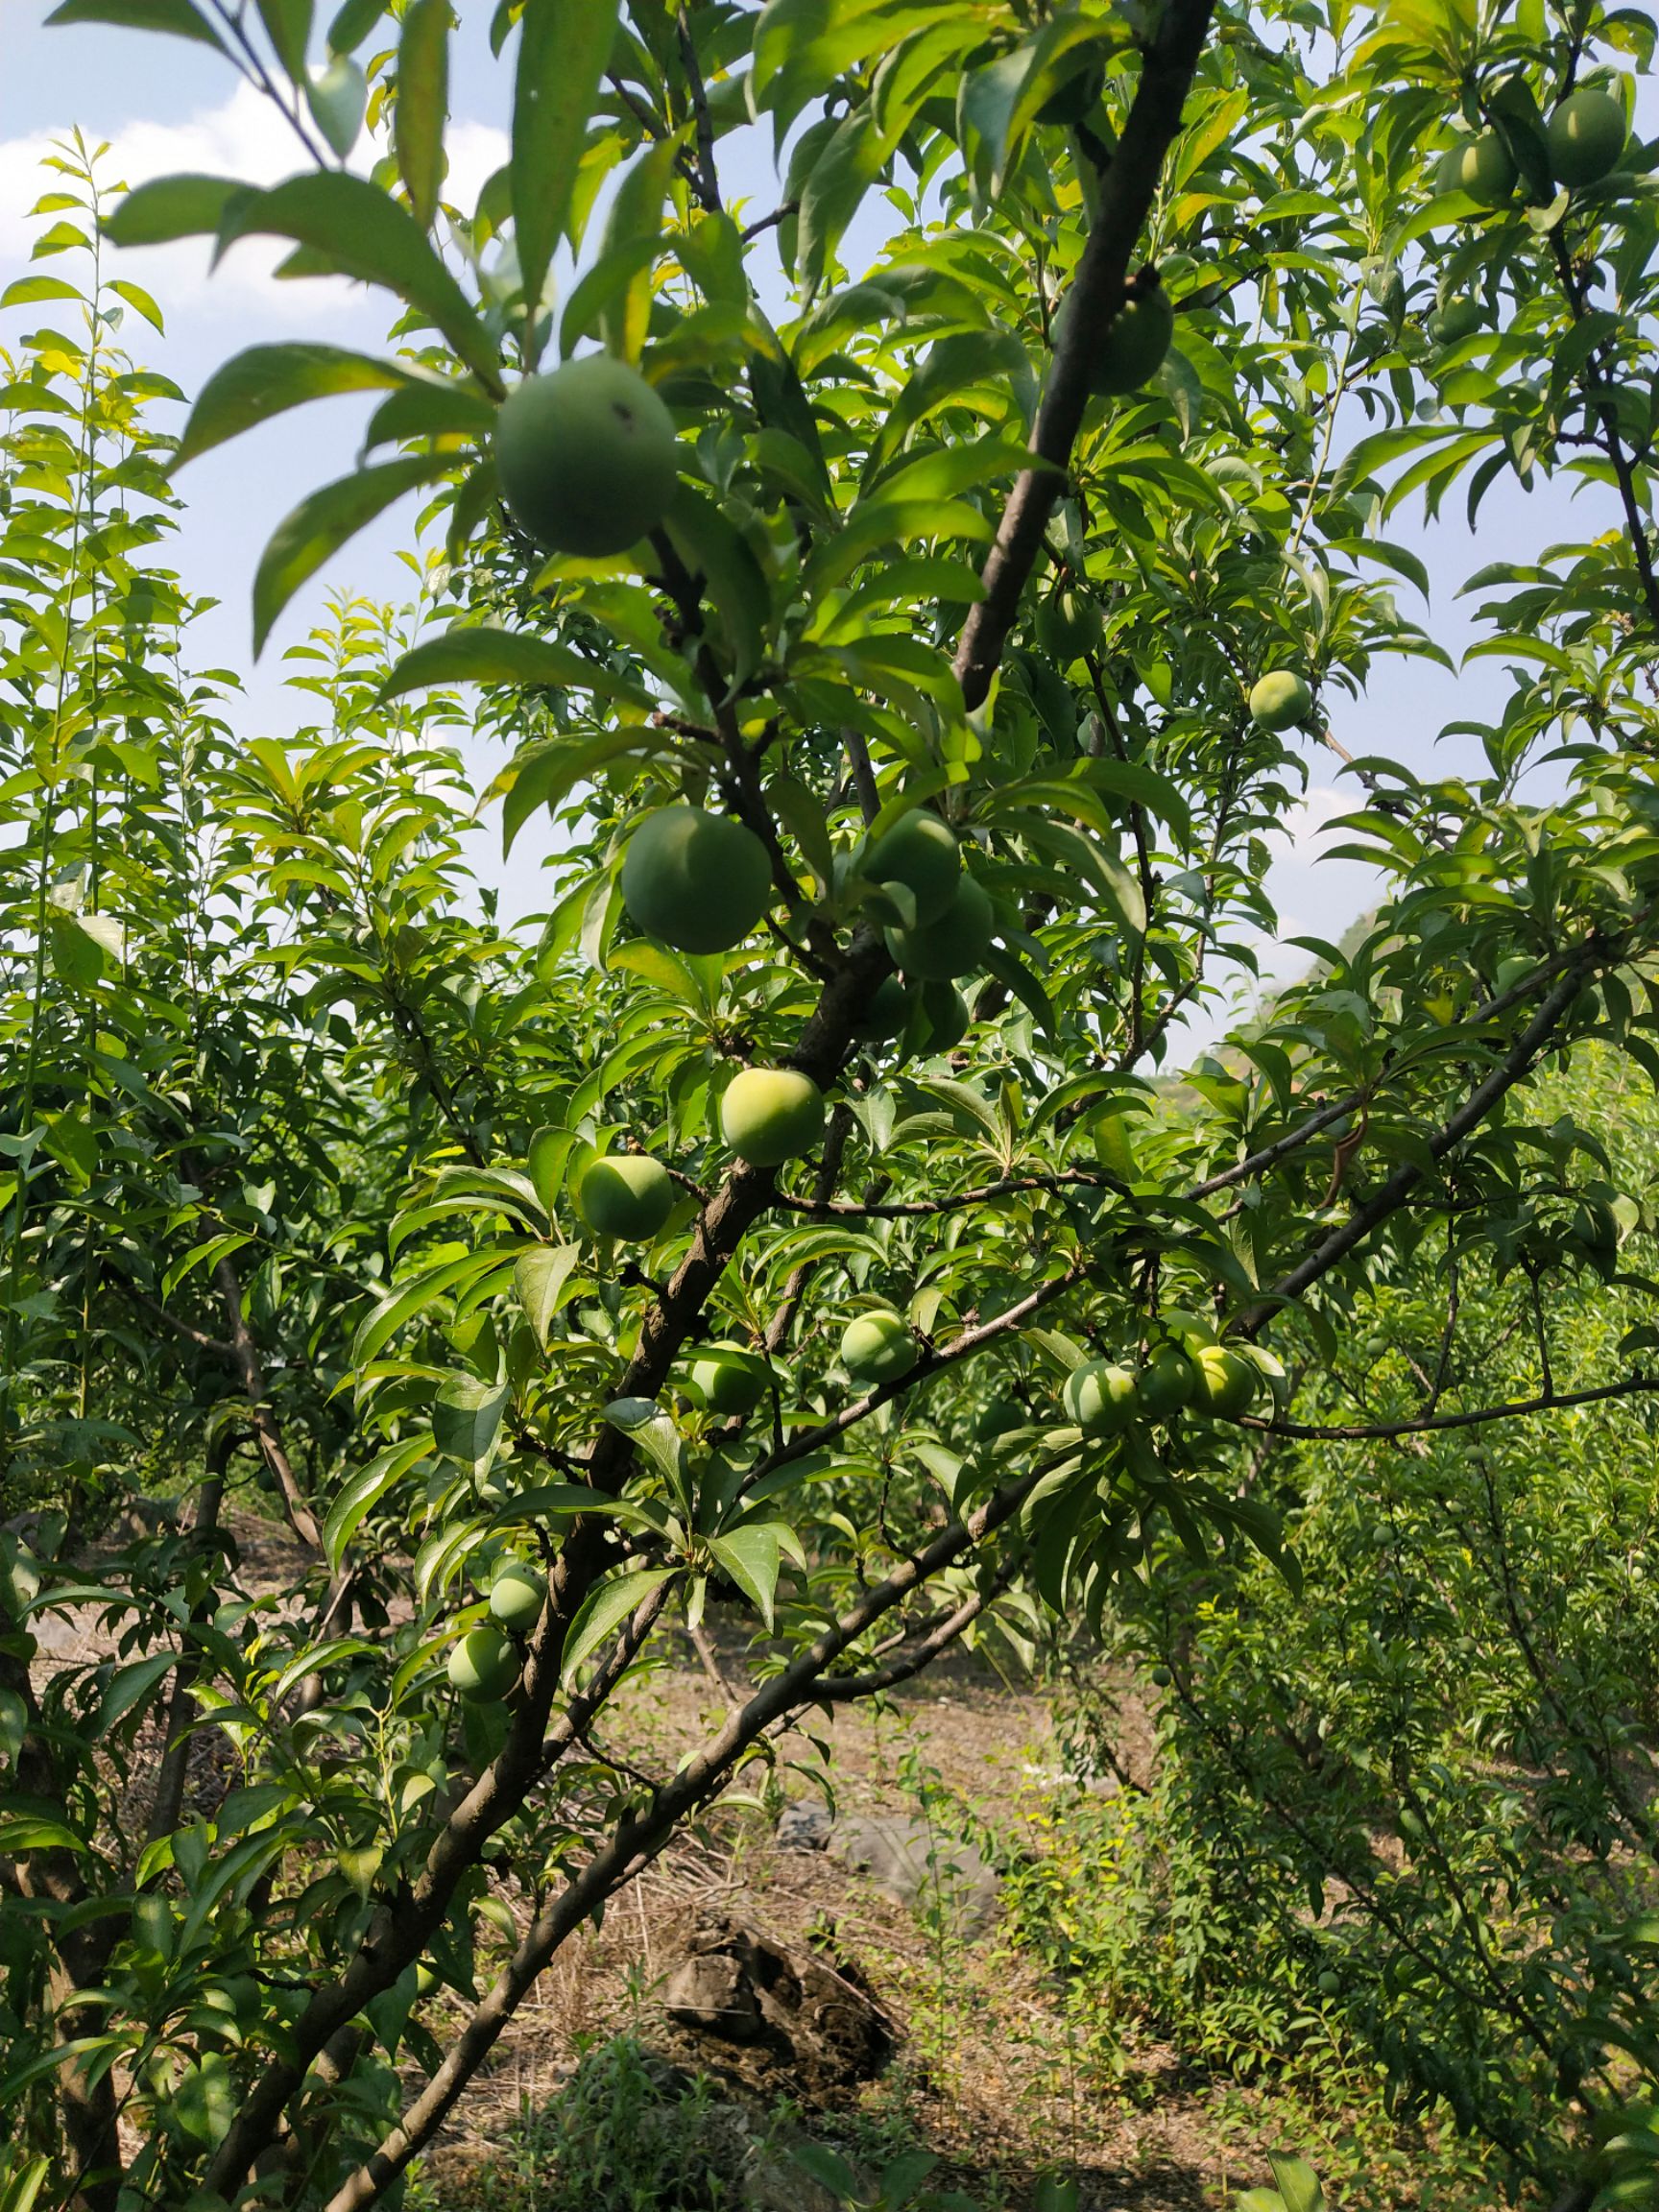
[[253, 454, 451, 654], [380, 625, 651, 709], [596, 136, 677, 363], [708, 1524, 784, 1629], [513, 0, 620, 329], [92, 1652, 176, 1740], [108, 278, 165, 332], [214, 172, 501, 388], [396, 0, 449, 228], [0, 1816, 87, 1854], [178, 343, 419, 467], [46, 0, 228, 48], [352, 1248, 510, 1367], [0, 276, 82, 309], [104, 174, 246, 248], [515, 1242, 580, 1345], [324, 1433, 433, 1566], [1267, 2155, 1324, 2212], [255, 0, 311, 76], [561, 1565, 675, 1681], [434, 1376, 509, 1474], [662, 480, 770, 697]]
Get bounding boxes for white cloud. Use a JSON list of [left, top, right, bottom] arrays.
[[0, 86, 503, 334]]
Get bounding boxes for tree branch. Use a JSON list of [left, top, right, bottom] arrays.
[[952, 0, 1220, 709]]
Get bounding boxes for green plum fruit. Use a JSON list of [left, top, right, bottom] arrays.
[[721, 1067, 825, 1166], [1150, 1665, 1173, 1688], [1064, 1358, 1139, 1438], [690, 1340, 770, 1415], [620, 805, 772, 954], [1138, 1343, 1199, 1420], [494, 356, 679, 558], [1191, 1343, 1259, 1418], [1548, 88, 1626, 187], [1037, 58, 1104, 126], [1035, 586, 1103, 665], [1436, 130, 1517, 206], [575, 1153, 675, 1240], [974, 1395, 1026, 1442], [862, 810, 961, 926], [1249, 671, 1312, 729], [917, 980, 971, 1052], [488, 1561, 546, 1635], [446, 1625, 519, 1702], [858, 974, 912, 1044], [1087, 284, 1175, 397], [841, 1309, 919, 1384], [1493, 953, 1534, 996], [886, 872, 994, 981], [1429, 296, 1483, 345]]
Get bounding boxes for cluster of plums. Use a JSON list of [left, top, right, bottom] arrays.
[[1437, 85, 1628, 207], [1063, 1337, 1263, 1437], [445, 1555, 546, 1701]]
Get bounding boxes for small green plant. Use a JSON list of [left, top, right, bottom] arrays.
[[1238, 2152, 1325, 2212], [792, 2140, 983, 2211], [435, 2034, 763, 2212]]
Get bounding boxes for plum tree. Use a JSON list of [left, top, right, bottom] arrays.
[[1437, 128, 1518, 205], [445, 1627, 519, 1702], [493, 355, 679, 557], [1249, 671, 1312, 728], [840, 1309, 919, 1383], [1547, 88, 1627, 187], [886, 872, 995, 980], [719, 1067, 825, 1165], [860, 810, 961, 926], [23, 1, 1659, 2202], [575, 1154, 675, 1240], [619, 805, 773, 954], [688, 1341, 770, 1414]]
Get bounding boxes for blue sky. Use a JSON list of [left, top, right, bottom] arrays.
[[3, 5, 1635, 1045]]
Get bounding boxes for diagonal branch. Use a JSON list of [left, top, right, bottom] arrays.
[[952, 0, 1220, 709]]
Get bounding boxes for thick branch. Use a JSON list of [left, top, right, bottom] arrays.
[[952, 0, 1219, 709]]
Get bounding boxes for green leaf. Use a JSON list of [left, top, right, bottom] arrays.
[[255, 0, 312, 77], [91, 1652, 176, 1739], [177, 343, 421, 467], [513, 0, 620, 331], [0, 1815, 87, 1854], [108, 278, 165, 332], [395, 0, 449, 228], [708, 1523, 786, 1629], [324, 1434, 433, 1567], [103, 174, 247, 248], [561, 1565, 676, 1680], [379, 625, 651, 709], [252, 454, 451, 655], [45, 0, 228, 49], [601, 1397, 684, 1487], [432, 1377, 510, 1474], [515, 1243, 580, 1346], [662, 479, 771, 697], [213, 171, 501, 389], [326, 0, 386, 51], [1266, 2155, 1323, 2212], [596, 136, 677, 363], [352, 1249, 512, 1367], [0, 276, 82, 309]]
